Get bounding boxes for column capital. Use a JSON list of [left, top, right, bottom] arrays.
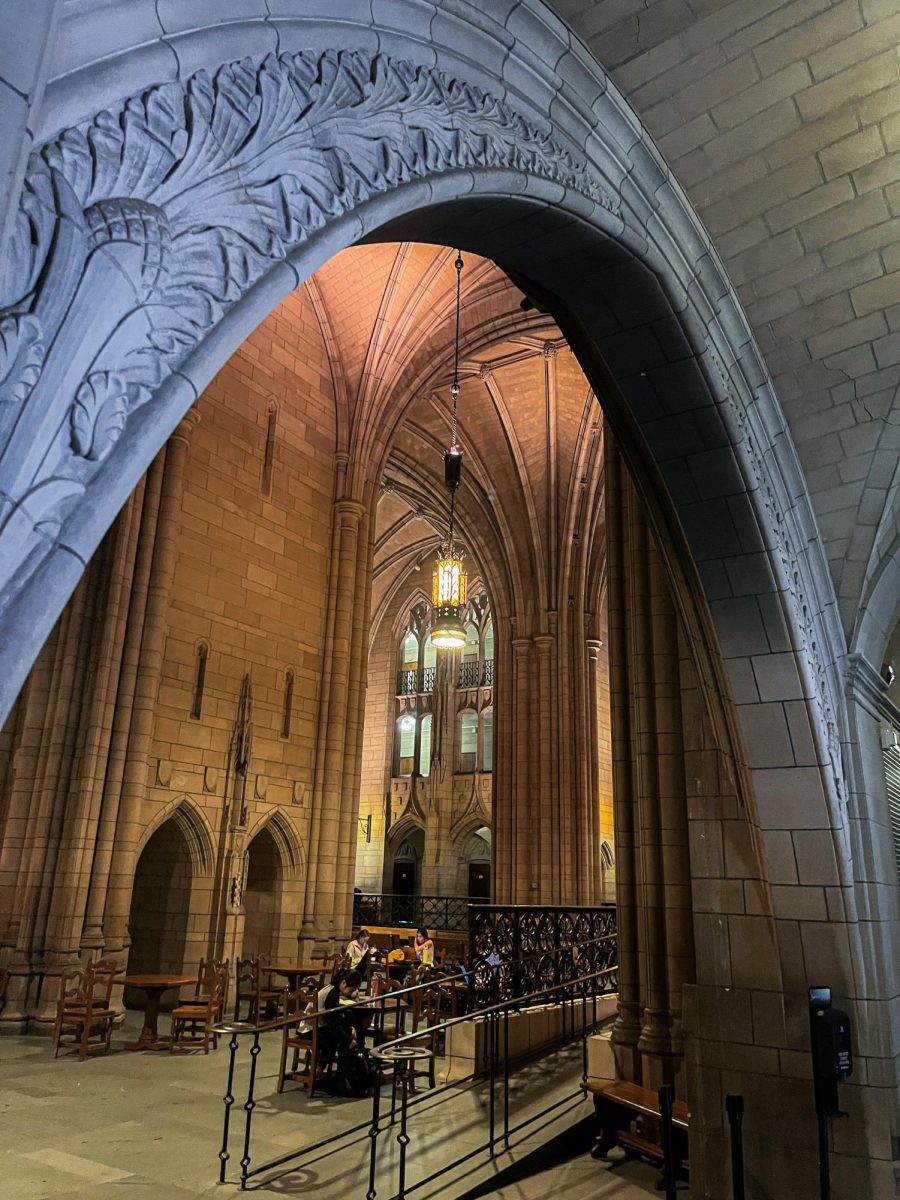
[[511, 637, 532, 656], [170, 407, 200, 444], [333, 498, 366, 521], [534, 634, 554, 654]]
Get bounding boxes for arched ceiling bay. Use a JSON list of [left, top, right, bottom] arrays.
[[304, 243, 605, 643]]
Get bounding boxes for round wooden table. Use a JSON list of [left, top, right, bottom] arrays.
[[120, 974, 196, 1050], [270, 964, 327, 990]]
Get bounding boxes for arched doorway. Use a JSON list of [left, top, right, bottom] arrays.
[[459, 825, 491, 901], [126, 818, 193, 1005], [386, 825, 424, 925], [0, 10, 884, 1196], [243, 825, 282, 960]]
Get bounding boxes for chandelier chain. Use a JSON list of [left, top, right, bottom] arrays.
[[451, 251, 462, 450]]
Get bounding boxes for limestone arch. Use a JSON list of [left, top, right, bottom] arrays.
[[136, 794, 215, 877], [245, 807, 306, 880], [128, 795, 214, 978], [243, 809, 306, 959], [0, 4, 852, 963]]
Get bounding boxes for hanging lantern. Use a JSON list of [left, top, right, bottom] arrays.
[[431, 542, 468, 648], [430, 342, 468, 650]]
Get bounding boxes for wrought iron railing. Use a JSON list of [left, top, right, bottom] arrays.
[[468, 903, 617, 1007], [214, 931, 618, 1195], [396, 667, 436, 695], [457, 659, 481, 687], [397, 669, 417, 695], [353, 892, 479, 931], [482, 659, 494, 685]]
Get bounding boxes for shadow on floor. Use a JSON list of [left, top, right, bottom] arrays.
[[450, 1115, 597, 1199]]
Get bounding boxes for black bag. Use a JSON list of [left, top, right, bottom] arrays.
[[333, 1045, 375, 1098]]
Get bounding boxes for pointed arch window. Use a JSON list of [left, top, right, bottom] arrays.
[[261, 401, 278, 497], [419, 714, 433, 778], [280, 669, 294, 740], [191, 642, 208, 720], [458, 709, 478, 773], [396, 715, 416, 777], [481, 709, 493, 773], [484, 623, 494, 661]]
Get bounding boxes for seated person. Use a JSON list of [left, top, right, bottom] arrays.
[[345, 928, 370, 972], [317, 970, 364, 1063], [413, 928, 435, 967]]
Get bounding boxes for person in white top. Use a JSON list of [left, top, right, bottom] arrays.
[[345, 929, 370, 971]]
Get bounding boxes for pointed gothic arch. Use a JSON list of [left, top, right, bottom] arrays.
[[136, 794, 214, 877]]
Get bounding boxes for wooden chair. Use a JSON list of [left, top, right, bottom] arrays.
[[277, 985, 328, 1096], [369, 976, 410, 1046], [183, 957, 230, 1016], [234, 956, 283, 1023], [325, 952, 349, 980], [170, 963, 229, 1053], [400, 990, 439, 1094], [52, 965, 116, 1060], [88, 958, 119, 1009]]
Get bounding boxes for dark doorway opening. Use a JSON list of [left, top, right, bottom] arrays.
[[468, 862, 490, 899]]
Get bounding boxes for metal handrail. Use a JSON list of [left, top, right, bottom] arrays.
[[214, 932, 618, 1192]]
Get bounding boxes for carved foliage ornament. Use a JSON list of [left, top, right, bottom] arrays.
[[0, 49, 615, 605]]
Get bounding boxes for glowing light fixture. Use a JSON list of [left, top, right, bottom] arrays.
[[431, 253, 468, 650]]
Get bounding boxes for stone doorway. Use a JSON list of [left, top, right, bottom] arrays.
[[243, 825, 282, 960], [126, 817, 193, 1007]]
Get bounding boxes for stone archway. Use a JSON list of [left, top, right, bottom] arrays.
[[241, 810, 306, 961], [0, 32, 845, 876], [0, 7, 882, 1194], [127, 818, 193, 989]]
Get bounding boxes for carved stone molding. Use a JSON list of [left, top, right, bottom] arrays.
[[0, 42, 847, 832], [0, 49, 613, 628]]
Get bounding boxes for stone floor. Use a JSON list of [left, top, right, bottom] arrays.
[[1, 1014, 669, 1199]]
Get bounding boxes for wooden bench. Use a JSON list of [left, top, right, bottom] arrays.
[[583, 1080, 689, 1188]]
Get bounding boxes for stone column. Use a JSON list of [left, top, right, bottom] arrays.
[[80, 458, 163, 949], [103, 411, 199, 955], [606, 442, 642, 1057], [0, 575, 90, 1027], [604, 435, 695, 1089], [302, 497, 365, 949], [42, 489, 144, 965], [585, 636, 605, 905], [512, 636, 534, 902], [534, 633, 554, 900], [335, 506, 374, 935]]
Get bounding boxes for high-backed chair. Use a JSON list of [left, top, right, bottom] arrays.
[[170, 962, 229, 1053], [234, 956, 283, 1023], [51, 965, 116, 1060], [185, 957, 230, 1018], [277, 985, 328, 1096]]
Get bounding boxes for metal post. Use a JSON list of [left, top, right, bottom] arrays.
[[503, 1002, 510, 1146], [488, 1010, 496, 1157], [366, 1062, 382, 1200], [218, 1031, 240, 1183], [239, 1031, 261, 1190], [658, 1084, 677, 1200], [396, 1061, 411, 1200], [726, 1094, 745, 1200], [581, 977, 588, 1088], [816, 1110, 831, 1200]]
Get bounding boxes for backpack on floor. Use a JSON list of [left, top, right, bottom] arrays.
[[333, 1044, 376, 1098]]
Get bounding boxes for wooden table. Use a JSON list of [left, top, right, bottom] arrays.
[[120, 974, 196, 1050], [270, 964, 328, 990]]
